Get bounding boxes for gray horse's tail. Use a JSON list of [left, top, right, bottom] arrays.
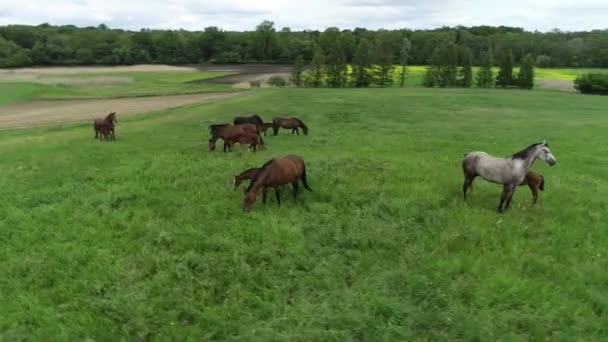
[[539, 175, 545, 191]]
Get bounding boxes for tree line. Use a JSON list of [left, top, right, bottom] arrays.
[[1, 21, 607, 68]]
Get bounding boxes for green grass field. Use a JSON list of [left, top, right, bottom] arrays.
[[0, 71, 234, 104], [1, 87, 608, 340]]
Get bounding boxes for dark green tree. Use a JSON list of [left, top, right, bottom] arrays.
[[436, 42, 458, 87], [325, 41, 347, 87], [290, 55, 305, 86], [517, 53, 535, 89], [373, 37, 395, 87], [496, 49, 515, 87], [351, 39, 372, 87], [458, 46, 473, 88], [308, 44, 325, 87], [422, 48, 440, 87], [253, 20, 277, 61], [398, 38, 412, 87], [476, 47, 494, 87]]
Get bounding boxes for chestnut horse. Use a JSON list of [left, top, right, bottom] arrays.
[[272, 117, 308, 136], [209, 124, 263, 152], [243, 155, 312, 211], [94, 112, 117, 141], [521, 170, 545, 205]]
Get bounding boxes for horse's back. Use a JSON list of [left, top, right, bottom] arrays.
[[265, 155, 305, 184]]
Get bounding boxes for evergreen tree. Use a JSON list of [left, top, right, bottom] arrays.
[[352, 39, 372, 87], [517, 53, 535, 89], [422, 48, 440, 87], [373, 38, 394, 87], [437, 42, 458, 87], [309, 44, 325, 87], [476, 47, 494, 87], [291, 55, 304, 86], [325, 41, 347, 87], [398, 38, 412, 87], [496, 49, 515, 87], [458, 46, 473, 88]]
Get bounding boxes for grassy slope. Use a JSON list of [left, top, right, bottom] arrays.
[[1, 88, 607, 340], [0, 71, 234, 104]]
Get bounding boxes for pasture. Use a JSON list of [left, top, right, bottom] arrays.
[[1, 84, 608, 340]]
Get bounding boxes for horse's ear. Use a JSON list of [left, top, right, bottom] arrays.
[[542, 139, 547, 145]]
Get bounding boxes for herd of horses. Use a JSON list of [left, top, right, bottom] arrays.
[[93, 111, 557, 213]]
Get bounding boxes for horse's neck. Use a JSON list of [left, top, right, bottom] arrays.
[[249, 172, 267, 193]]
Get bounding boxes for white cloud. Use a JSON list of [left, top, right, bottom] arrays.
[[0, 0, 607, 31]]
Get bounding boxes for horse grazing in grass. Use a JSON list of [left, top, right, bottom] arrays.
[[243, 155, 312, 211], [94, 112, 117, 141], [234, 114, 264, 127], [272, 117, 308, 136], [233, 167, 261, 192], [462, 141, 556, 213], [209, 124, 263, 152], [521, 171, 545, 205]]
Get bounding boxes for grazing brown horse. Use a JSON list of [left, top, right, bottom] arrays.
[[225, 131, 265, 152], [521, 171, 545, 205], [94, 112, 117, 141], [272, 117, 309, 136], [243, 155, 312, 211], [209, 124, 263, 152], [233, 167, 261, 192]]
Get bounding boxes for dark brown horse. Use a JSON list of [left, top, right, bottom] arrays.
[[243, 155, 312, 211], [233, 167, 261, 192], [272, 117, 308, 136], [209, 124, 263, 152], [94, 112, 117, 141]]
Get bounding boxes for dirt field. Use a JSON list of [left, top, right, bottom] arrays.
[[537, 80, 575, 92], [0, 92, 244, 130]]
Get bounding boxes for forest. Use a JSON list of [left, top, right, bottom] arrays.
[[1, 21, 608, 68]]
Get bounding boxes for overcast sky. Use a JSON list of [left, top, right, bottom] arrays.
[[1, 0, 607, 32]]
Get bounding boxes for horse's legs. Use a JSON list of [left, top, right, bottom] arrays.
[[263, 187, 268, 204], [505, 184, 517, 210], [94, 128, 98, 139], [292, 181, 299, 199], [274, 187, 281, 206], [111, 128, 116, 141], [528, 184, 538, 205], [223, 141, 227, 153], [463, 175, 476, 200], [295, 128, 300, 136], [291, 128, 295, 135], [498, 184, 516, 212]]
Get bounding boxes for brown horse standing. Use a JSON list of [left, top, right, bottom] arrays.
[[520, 171, 545, 205], [94, 112, 117, 141], [225, 131, 264, 152], [233, 167, 261, 192], [272, 117, 308, 136], [243, 155, 312, 211], [209, 124, 263, 152]]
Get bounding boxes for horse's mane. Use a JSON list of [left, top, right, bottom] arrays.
[[240, 167, 260, 175], [511, 142, 545, 159], [295, 118, 307, 129]]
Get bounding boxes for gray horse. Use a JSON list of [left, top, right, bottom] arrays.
[[462, 141, 557, 212]]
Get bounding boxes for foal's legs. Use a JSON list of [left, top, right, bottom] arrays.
[[529, 184, 538, 205]]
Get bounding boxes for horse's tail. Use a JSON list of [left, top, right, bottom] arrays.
[[539, 175, 545, 191], [301, 163, 312, 192]]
